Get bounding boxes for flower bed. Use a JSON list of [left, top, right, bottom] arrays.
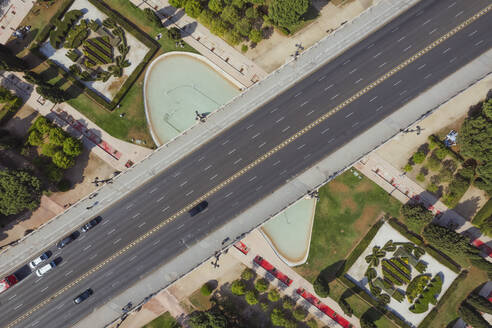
[[382, 259, 411, 284], [410, 275, 442, 313], [406, 274, 430, 303]]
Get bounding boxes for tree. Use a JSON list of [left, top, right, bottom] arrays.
[[360, 316, 377, 328], [249, 29, 262, 43], [230, 279, 246, 295], [185, 0, 203, 18], [235, 18, 252, 37], [167, 27, 181, 40], [282, 296, 296, 310], [245, 290, 258, 305], [143, 8, 162, 28], [63, 137, 83, 157], [306, 318, 318, 328], [224, 29, 242, 45], [189, 311, 227, 328], [401, 203, 434, 225], [24, 71, 47, 86], [460, 99, 492, 163], [293, 306, 308, 321], [422, 223, 479, 257], [241, 268, 254, 280], [255, 278, 269, 292], [27, 129, 44, 146], [0, 44, 27, 72], [0, 169, 42, 215], [467, 293, 492, 314], [33, 116, 51, 134], [459, 302, 490, 328], [267, 289, 280, 302], [41, 143, 60, 157], [49, 126, 67, 146], [208, 0, 224, 13], [270, 308, 287, 327], [221, 5, 240, 24], [412, 151, 426, 164], [339, 298, 353, 317], [232, 0, 245, 9], [52, 151, 75, 169], [36, 86, 71, 103], [245, 6, 259, 20], [268, 0, 309, 29], [169, 0, 185, 8]]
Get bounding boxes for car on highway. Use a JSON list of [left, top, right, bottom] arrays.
[[81, 216, 102, 232], [29, 252, 51, 269], [35, 261, 57, 277], [73, 289, 93, 304], [189, 201, 208, 217], [57, 232, 78, 249]]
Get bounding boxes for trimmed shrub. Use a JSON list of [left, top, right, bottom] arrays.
[[403, 163, 413, 172], [416, 173, 425, 182], [427, 155, 441, 171], [406, 274, 430, 303], [401, 203, 434, 226], [200, 282, 214, 296], [241, 44, 248, 53], [260, 300, 269, 312], [415, 261, 427, 273], [282, 296, 296, 310], [338, 298, 353, 317], [459, 302, 490, 328], [392, 289, 405, 302], [306, 318, 318, 328], [313, 276, 329, 297], [143, 8, 162, 28]]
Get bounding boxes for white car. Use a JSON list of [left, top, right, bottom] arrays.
[[29, 252, 50, 269], [35, 261, 56, 277]]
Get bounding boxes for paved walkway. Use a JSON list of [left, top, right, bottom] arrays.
[[0, 0, 33, 44], [355, 152, 492, 257], [232, 229, 361, 328], [130, 0, 268, 88], [0, 72, 152, 171]]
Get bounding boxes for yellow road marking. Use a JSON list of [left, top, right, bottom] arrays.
[[6, 5, 491, 327]]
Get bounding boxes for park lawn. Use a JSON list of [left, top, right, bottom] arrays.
[[428, 267, 488, 327], [143, 312, 180, 328], [294, 168, 402, 283], [188, 288, 212, 311]]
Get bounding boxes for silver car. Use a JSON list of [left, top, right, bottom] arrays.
[[29, 252, 50, 269], [35, 261, 56, 277]]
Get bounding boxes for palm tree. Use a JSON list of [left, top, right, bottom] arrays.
[[382, 240, 396, 252], [365, 246, 386, 267]]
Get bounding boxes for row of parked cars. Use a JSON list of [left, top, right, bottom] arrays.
[[28, 216, 102, 304]]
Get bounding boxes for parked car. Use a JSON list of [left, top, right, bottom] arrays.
[[73, 289, 93, 304], [35, 261, 57, 277], [29, 252, 51, 269], [189, 201, 208, 217], [81, 216, 102, 232], [57, 232, 78, 249]]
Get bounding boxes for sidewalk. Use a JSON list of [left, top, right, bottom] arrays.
[[355, 152, 492, 257], [232, 229, 361, 328], [0, 72, 153, 171], [130, 0, 268, 88], [0, 0, 34, 44]]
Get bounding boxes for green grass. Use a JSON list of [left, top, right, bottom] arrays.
[[142, 312, 180, 328], [294, 169, 402, 283]]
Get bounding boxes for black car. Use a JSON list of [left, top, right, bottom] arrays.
[[57, 232, 77, 249], [81, 216, 102, 232], [73, 289, 93, 304], [189, 201, 208, 217]]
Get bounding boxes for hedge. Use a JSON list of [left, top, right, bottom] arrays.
[[406, 275, 430, 303], [418, 270, 468, 328], [393, 289, 405, 303], [387, 218, 461, 273], [473, 198, 492, 225], [338, 219, 384, 276], [34, 0, 76, 46]]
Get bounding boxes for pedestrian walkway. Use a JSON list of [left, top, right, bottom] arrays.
[[231, 229, 361, 328], [0, 0, 34, 44], [355, 152, 492, 258], [0, 72, 152, 171], [130, 0, 268, 88]]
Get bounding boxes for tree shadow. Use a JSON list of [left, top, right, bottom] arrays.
[[453, 196, 481, 221], [5, 28, 39, 56]]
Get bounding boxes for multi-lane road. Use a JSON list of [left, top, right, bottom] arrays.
[[1, 0, 491, 327]]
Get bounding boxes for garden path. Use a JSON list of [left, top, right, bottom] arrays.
[[130, 0, 268, 88], [354, 152, 492, 260]]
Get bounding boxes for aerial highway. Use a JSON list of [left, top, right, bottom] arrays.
[[0, 0, 491, 327]]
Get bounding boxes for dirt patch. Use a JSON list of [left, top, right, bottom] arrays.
[[354, 179, 374, 193], [341, 198, 357, 212], [354, 206, 382, 233], [329, 180, 350, 193]]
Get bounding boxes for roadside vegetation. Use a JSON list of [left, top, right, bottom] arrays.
[[143, 312, 180, 328]]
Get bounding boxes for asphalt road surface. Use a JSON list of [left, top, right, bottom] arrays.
[[1, 0, 491, 327]]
